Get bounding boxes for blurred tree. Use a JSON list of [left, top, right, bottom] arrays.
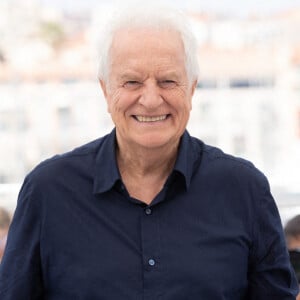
[[0, 50, 5, 63], [39, 21, 65, 51]]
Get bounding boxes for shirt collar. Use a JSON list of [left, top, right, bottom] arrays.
[[173, 130, 201, 190], [93, 129, 202, 194]]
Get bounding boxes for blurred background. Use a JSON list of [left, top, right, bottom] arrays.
[[0, 0, 300, 224]]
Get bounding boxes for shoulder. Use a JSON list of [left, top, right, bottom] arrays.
[[26, 133, 110, 184], [190, 136, 269, 188]]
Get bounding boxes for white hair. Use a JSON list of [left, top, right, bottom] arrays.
[[97, 3, 199, 85]]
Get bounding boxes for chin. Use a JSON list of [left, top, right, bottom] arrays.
[[132, 133, 179, 149]]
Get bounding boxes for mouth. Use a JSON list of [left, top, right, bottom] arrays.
[[133, 114, 169, 123]]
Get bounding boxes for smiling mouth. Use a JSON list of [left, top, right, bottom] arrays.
[[134, 115, 169, 122]]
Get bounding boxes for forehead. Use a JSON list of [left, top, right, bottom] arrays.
[[109, 27, 186, 74], [112, 26, 183, 46]]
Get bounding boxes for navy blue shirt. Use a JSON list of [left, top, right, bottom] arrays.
[[0, 130, 298, 299]]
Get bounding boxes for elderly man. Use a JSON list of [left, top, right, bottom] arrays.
[[0, 5, 298, 300]]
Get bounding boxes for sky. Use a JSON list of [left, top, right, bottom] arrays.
[[41, 0, 300, 17]]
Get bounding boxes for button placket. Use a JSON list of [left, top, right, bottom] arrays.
[[148, 259, 155, 266], [140, 205, 161, 299]]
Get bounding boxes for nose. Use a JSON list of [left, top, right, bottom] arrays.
[[138, 81, 164, 109]]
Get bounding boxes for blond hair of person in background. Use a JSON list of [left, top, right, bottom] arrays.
[[0, 208, 11, 263]]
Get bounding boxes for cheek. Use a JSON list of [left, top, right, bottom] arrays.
[[178, 96, 193, 114], [106, 90, 122, 114], [168, 88, 192, 112]]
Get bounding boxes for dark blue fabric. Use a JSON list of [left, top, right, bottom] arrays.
[[0, 129, 298, 299]]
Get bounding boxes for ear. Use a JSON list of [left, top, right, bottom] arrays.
[[191, 80, 197, 96], [188, 80, 198, 110], [99, 79, 108, 98], [99, 79, 111, 113]]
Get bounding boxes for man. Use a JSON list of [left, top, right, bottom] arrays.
[[0, 4, 298, 299], [285, 215, 300, 299], [285, 215, 300, 252]]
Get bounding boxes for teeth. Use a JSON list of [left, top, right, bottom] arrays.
[[135, 115, 167, 122]]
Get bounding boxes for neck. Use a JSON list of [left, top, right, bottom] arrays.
[[117, 140, 179, 179]]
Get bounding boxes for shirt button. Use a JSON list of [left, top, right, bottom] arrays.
[[148, 259, 155, 266], [145, 208, 152, 215]]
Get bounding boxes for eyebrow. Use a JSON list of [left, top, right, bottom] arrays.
[[118, 70, 182, 82], [157, 72, 181, 81], [119, 71, 143, 80]]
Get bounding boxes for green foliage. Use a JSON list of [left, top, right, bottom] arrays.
[[39, 21, 65, 49]]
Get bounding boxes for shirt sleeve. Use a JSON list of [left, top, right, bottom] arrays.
[[0, 176, 44, 299], [247, 175, 299, 299]]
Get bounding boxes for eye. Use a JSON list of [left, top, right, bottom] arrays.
[[159, 80, 177, 89], [123, 81, 141, 89]]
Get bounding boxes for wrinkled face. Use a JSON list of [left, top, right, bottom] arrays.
[[100, 27, 196, 150]]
